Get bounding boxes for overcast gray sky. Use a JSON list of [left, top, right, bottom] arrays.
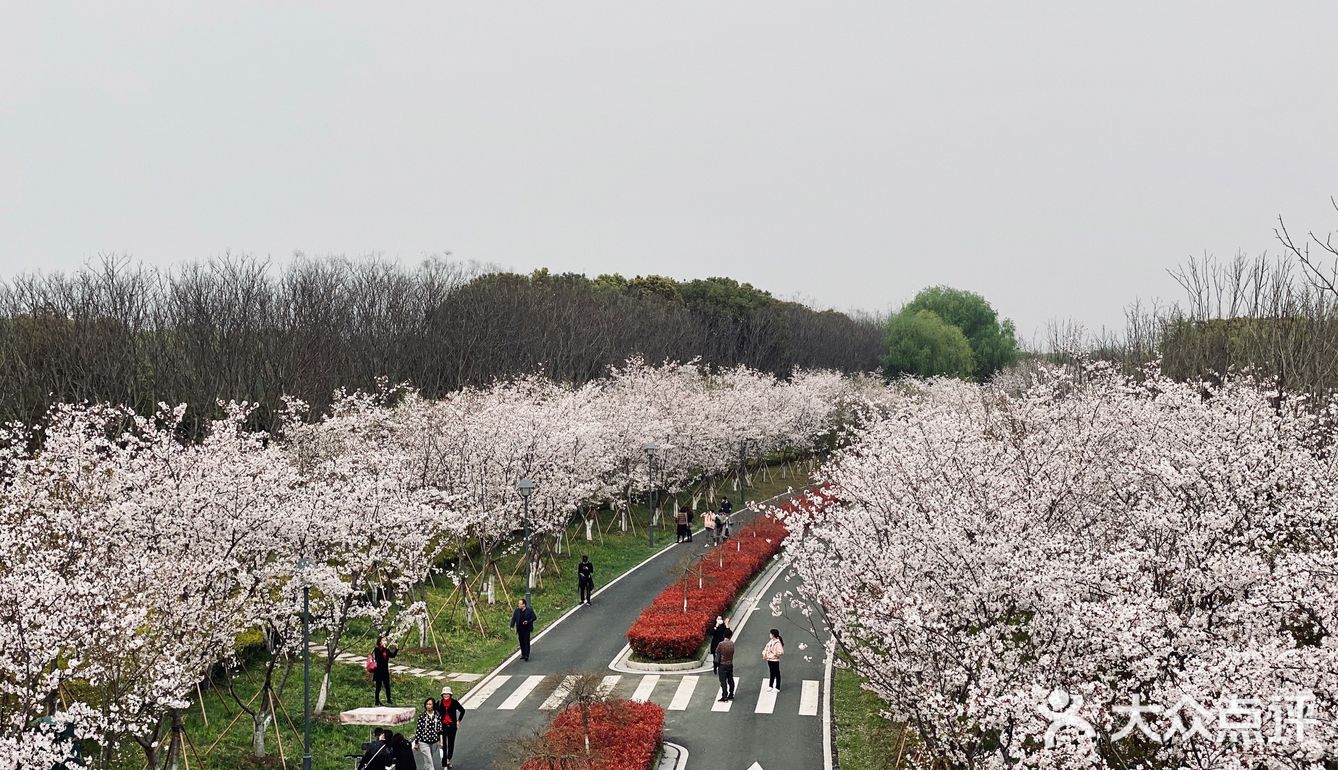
[[4, 2, 1337, 340]]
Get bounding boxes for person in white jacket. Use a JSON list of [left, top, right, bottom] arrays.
[[762, 628, 785, 692]]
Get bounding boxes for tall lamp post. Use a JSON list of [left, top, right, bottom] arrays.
[[295, 557, 313, 770], [643, 442, 658, 548], [518, 478, 535, 608], [739, 437, 756, 509]]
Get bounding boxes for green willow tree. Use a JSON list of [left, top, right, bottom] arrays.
[[881, 308, 975, 379], [883, 286, 1017, 381]]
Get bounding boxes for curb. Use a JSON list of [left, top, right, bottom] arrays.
[[660, 741, 690, 770]]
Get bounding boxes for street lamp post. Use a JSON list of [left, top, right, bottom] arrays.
[[643, 443, 658, 548], [738, 438, 749, 508], [518, 478, 535, 608], [295, 557, 313, 770]]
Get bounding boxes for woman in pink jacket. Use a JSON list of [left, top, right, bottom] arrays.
[[762, 628, 785, 692]]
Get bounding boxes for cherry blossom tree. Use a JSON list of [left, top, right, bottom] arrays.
[[278, 385, 456, 713], [784, 365, 1338, 770], [2, 357, 867, 768], [0, 402, 298, 769]]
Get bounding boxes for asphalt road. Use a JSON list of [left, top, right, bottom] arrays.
[[443, 522, 829, 770]]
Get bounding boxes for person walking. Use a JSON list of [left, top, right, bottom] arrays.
[[435, 686, 466, 768], [675, 507, 690, 543], [709, 615, 729, 674], [702, 509, 716, 546], [357, 728, 391, 770], [510, 599, 537, 661], [371, 636, 398, 706], [413, 698, 442, 770], [716, 628, 736, 701], [389, 732, 416, 770], [577, 555, 595, 605], [763, 628, 785, 692]]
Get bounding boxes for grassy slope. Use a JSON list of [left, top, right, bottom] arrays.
[[833, 657, 910, 770], [110, 471, 807, 770]]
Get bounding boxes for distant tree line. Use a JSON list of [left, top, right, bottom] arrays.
[[0, 255, 883, 435], [1039, 201, 1338, 403]]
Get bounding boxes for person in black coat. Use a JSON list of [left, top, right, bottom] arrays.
[[577, 555, 595, 605], [509, 599, 537, 661], [435, 686, 467, 768], [388, 732, 415, 770], [719, 497, 733, 515], [357, 729, 390, 770], [709, 615, 730, 674], [371, 635, 397, 705]]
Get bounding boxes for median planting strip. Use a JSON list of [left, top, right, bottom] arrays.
[[626, 508, 797, 661], [522, 700, 666, 770]]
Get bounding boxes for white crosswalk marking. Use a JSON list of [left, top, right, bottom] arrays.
[[540, 675, 577, 710], [711, 678, 740, 711], [668, 676, 699, 711], [755, 680, 777, 714], [799, 680, 820, 716], [631, 675, 659, 702], [498, 675, 545, 710], [598, 675, 621, 697], [462, 675, 511, 708]]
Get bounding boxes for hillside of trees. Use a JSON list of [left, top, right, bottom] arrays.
[[0, 256, 883, 434]]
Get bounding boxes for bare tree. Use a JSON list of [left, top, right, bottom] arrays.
[[1276, 197, 1338, 299], [0, 256, 883, 439]]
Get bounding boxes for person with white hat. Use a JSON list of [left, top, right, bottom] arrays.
[[433, 685, 467, 769]]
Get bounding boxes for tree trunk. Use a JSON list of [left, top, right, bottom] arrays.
[[252, 709, 271, 757], [314, 669, 333, 714], [581, 705, 592, 755]]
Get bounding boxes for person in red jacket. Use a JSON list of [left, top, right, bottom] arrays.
[[435, 686, 467, 768], [371, 636, 397, 706]]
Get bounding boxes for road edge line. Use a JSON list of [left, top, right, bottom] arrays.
[[822, 637, 835, 769]]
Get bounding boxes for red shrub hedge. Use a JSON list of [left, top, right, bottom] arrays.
[[522, 699, 665, 770], [626, 510, 793, 660]]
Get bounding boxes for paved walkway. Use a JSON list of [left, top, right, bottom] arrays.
[[310, 645, 483, 683]]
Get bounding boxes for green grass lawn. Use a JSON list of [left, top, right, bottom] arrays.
[[109, 473, 808, 770], [833, 655, 912, 770]]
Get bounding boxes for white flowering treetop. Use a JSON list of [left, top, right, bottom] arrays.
[[0, 402, 296, 770], [783, 365, 1338, 769]]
